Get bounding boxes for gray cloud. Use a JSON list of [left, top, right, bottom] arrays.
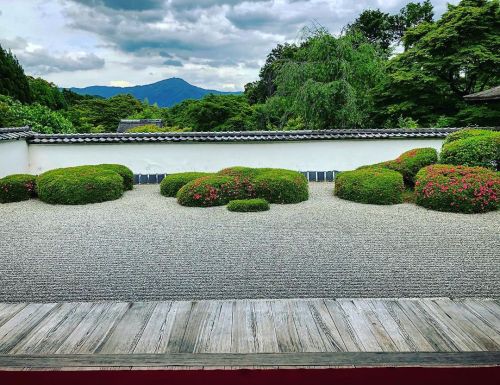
[[163, 59, 183, 66], [1, 37, 105, 75], [72, 0, 166, 11]]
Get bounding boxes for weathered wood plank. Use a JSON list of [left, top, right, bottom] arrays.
[[430, 299, 499, 350], [252, 300, 279, 353], [462, 299, 500, 334], [0, 351, 499, 368], [163, 301, 193, 353], [204, 301, 233, 353], [0, 304, 26, 329], [0, 304, 58, 353], [98, 302, 156, 354], [231, 300, 256, 353], [337, 300, 383, 352], [180, 300, 213, 353], [269, 300, 302, 353], [394, 300, 457, 352], [10, 303, 93, 354], [413, 300, 483, 351], [289, 300, 326, 352], [307, 300, 346, 352], [133, 302, 172, 354], [323, 299, 363, 351], [55, 303, 129, 354]]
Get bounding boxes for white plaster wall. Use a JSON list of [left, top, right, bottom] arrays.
[[28, 138, 444, 175], [0, 140, 29, 177]]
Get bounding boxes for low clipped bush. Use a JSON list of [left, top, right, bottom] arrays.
[[177, 175, 256, 207], [95, 164, 134, 190], [160, 172, 211, 197], [127, 124, 168, 133], [443, 128, 495, 145], [0, 174, 37, 203], [385, 148, 438, 186], [334, 168, 404, 205], [227, 198, 270, 212], [176, 167, 308, 207], [415, 165, 499, 213], [37, 166, 124, 205], [440, 134, 499, 170], [253, 169, 308, 204], [357, 148, 438, 186]]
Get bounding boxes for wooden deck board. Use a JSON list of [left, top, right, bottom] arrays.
[[0, 298, 498, 369]]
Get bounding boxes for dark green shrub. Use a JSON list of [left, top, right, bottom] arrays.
[[357, 148, 438, 186], [0, 174, 37, 203], [95, 164, 134, 190], [37, 166, 124, 205], [217, 166, 263, 179], [177, 175, 255, 207], [443, 128, 495, 145], [415, 165, 499, 213], [253, 169, 308, 204], [386, 148, 438, 186], [160, 172, 211, 197], [334, 168, 404, 205], [227, 198, 270, 212], [440, 134, 499, 170]]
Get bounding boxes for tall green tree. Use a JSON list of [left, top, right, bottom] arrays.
[[266, 28, 386, 129], [0, 44, 31, 103], [28, 77, 67, 110], [378, 0, 500, 127]]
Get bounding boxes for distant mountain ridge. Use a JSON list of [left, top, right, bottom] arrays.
[[70, 77, 241, 107]]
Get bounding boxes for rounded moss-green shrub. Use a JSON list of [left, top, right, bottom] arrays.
[[253, 169, 308, 204], [443, 128, 495, 145], [415, 164, 499, 213], [227, 198, 270, 212], [334, 168, 404, 205], [37, 166, 124, 205], [217, 166, 264, 179], [177, 175, 255, 207], [127, 124, 168, 133], [160, 172, 211, 197], [386, 148, 438, 186], [0, 174, 37, 203], [440, 134, 499, 169], [95, 164, 134, 190]]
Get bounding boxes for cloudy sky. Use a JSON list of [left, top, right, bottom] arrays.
[[0, 0, 457, 90]]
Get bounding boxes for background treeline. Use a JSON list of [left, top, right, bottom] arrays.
[[0, 0, 498, 134]]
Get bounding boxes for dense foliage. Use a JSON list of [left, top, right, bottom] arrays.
[[415, 164, 499, 213], [0, 44, 31, 103], [0, 1, 498, 132], [37, 166, 124, 205], [334, 168, 404, 205], [227, 198, 270, 212], [95, 164, 134, 190], [175, 167, 308, 207], [160, 172, 212, 197], [0, 174, 37, 203], [440, 132, 500, 169], [377, 0, 500, 127]]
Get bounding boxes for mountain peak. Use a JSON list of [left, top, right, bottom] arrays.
[[70, 78, 241, 107]]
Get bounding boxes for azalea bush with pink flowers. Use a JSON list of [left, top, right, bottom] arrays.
[[176, 167, 308, 207], [0, 174, 37, 203], [415, 165, 499, 213]]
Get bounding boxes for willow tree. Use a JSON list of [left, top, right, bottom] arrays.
[[268, 28, 386, 129]]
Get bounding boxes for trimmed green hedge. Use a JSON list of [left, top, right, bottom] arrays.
[[176, 167, 308, 207], [443, 128, 495, 145], [253, 169, 308, 204], [415, 164, 499, 213], [0, 174, 37, 203], [95, 164, 134, 190], [227, 198, 270, 212], [440, 133, 499, 170], [334, 167, 404, 205], [177, 175, 255, 207], [358, 148, 438, 186], [160, 172, 211, 197], [37, 166, 124, 205]]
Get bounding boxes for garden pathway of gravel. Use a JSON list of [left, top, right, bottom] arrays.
[[0, 183, 498, 302]]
